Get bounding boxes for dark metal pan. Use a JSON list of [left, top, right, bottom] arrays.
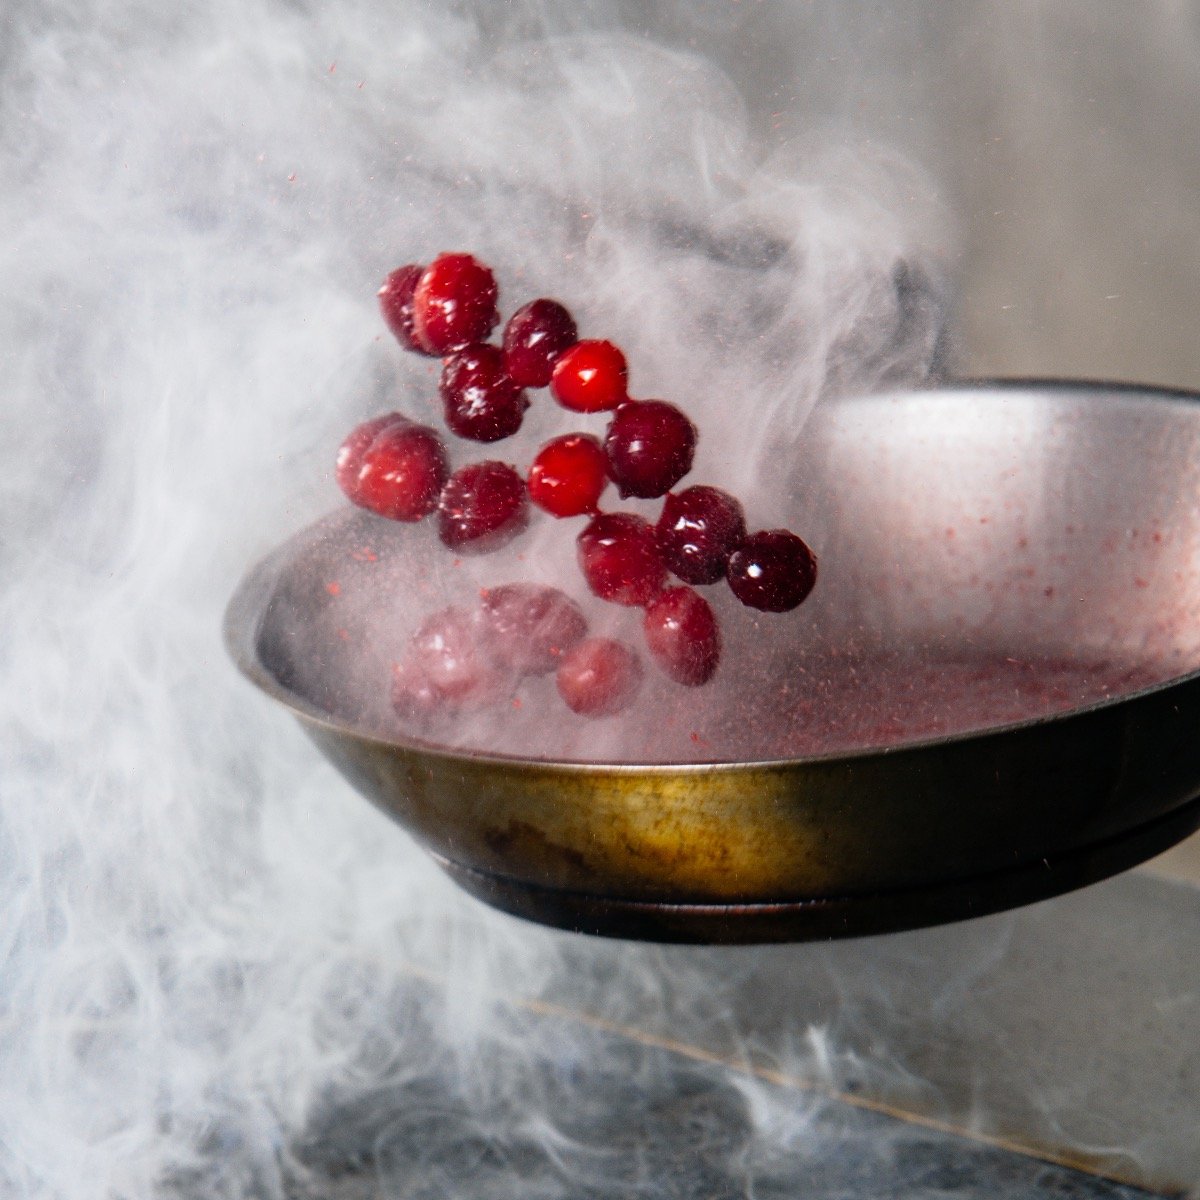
[[225, 382, 1200, 943]]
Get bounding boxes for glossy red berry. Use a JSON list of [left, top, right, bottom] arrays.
[[440, 344, 529, 442], [476, 583, 588, 676], [527, 433, 609, 518], [556, 637, 643, 717], [437, 461, 529, 553], [655, 486, 747, 585], [411, 253, 499, 354], [378, 264, 434, 355], [550, 340, 628, 413], [576, 513, 666, 607], [604, 400, 696, 499], [354, 421, 448, 522], [335, 412, 408, 502], [643, 587, 721, 686], [727, 530, 818, 612], [502, 299, 578, 388]]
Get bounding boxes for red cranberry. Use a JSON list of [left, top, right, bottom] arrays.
[[378, 264, 435, 355], [440, 344, 529, 442], [527, 433, 609, 518], [390, 655, 445, 726], [411, 253, 499, 354], [727, 530, 818, 612], [604, 400, 696, 499], [556, 637, 643, 717], [655, 486, 747, 585], [550, 340, 628, 413], [503, 299, 578, 388], [335, 412, 407, 502], [407, 606, 512, 706], [438, 461, 529, 553], [643, 587, 720, 686], [576, 513, 665, 607], [354, 421, 448, 522], [476, 583, 588, 676]]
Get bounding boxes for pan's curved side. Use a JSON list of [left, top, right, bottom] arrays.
[[287, 667, 1200, 928], [431, 796, 1200, 943]]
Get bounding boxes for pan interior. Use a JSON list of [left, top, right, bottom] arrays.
[[250, 384, 1200, 764]]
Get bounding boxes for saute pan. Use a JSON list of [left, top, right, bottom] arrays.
[[225, 382, 1200, 942]]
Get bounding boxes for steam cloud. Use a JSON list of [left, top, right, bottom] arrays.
[[0, 2, 951, 1197]]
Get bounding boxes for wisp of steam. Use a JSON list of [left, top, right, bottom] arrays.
[[0, 2, 956, 1197]]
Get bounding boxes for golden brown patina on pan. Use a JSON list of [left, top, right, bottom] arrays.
[[225, 383, 1200, 942]]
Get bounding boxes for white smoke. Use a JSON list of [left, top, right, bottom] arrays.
[[0, 1, 957, 1197]]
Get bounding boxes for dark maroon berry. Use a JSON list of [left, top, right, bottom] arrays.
[[727, 530, 818, 612], [576, 513, 666, 607], [550, 340, 628, 412], [378, 264, 434, 355], [656, 485, 747, 585], [604, 400, 696, 499], [556, 637, 643, 717], [354, 421, 448, 522], [438, 461, 529, 553], [643, 587, 721, 686], [412, 253, 499, 354], [503, 299, 578, 388], [476, 583, 588, 676], [336, 412, 408, 502], [440, 344, 529, 442], [527, 433, 609, 518]]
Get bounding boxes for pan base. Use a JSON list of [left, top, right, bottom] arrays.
[[434, 795, 1200, 944]]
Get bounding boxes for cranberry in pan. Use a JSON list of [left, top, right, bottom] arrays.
[[391, 606, 513, 725], [556, 637, 643, 717], [655, 485, 746, 585], [577, 512, 666, 607], [503, 299, 577, 388], [353, 420, 449, 522], [476, 583, 588, 676], [407, 605, 513, 705], [643, 586, 721, 686], [335, 412, 408, 502], [527, 433, 609, 518], [441, 344, 529, 442], [604, 399, 696, 499], [550, 340, 628, 413], [727, 530, 818, 612], [438, 461, 529, 553], [411, 253, 499, 354], [378, 264, 433, 355]]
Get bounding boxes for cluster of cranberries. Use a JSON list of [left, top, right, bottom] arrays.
[[337, 252, 817, 722], [389, 584, 642, 721]]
